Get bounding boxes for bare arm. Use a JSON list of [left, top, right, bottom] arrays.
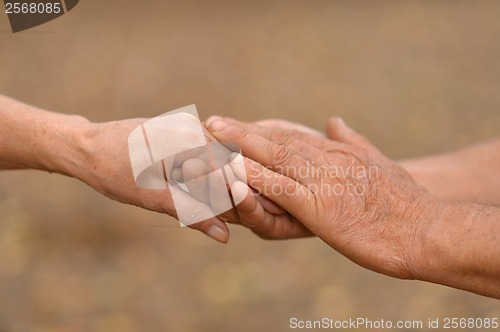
[[256, 119, 500, 206], [400, 139, 500, 205], [415, 199, 500, 297], [0, 95, 230, 243], [215, 117, 500, 298], [0, 94, 91, 173]]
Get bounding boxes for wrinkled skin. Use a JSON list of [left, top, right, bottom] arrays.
[[80, 116, 284, 243], [207, 116, 433, 279]]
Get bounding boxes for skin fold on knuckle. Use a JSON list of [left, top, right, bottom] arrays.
[[269, 129, 291, 145], [270, 144, 296, 171], [269, 220, 292, 240], [232, 125, 251, 145], [253, 228, 278, 240], [240, 213, 262, 229]]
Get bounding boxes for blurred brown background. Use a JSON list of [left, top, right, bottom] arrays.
[[0, 1, 499, 331]]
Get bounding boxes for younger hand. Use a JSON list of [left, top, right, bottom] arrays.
[[75, 116, 232, 243]]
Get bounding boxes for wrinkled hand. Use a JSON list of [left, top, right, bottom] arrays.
[[77, 114, 289, 243], [207, 116, 433, 279], [77, 116, 233, 243]]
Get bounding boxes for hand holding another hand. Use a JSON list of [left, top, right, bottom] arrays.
[[2, 95, 497, 297], [81, 114, 288, 243], [80, 114, 500, 297], [206, 116, 434, 279]]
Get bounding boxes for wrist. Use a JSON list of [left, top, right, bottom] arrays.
[[389, 192, 437, 280], [64, 118, 145, 197], [403, 195, 445, 281], [46, 115, 98, 180], [397, 184, 500, 297], [407, 198, 485, 290]]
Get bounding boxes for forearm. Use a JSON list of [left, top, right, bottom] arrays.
[[413, 199, 500, 298], [0, 95, 92, 176], [0, 97, 230, 241], [400, 139, 500, 205]]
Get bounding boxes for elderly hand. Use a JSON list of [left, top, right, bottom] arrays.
[[68, 117, 242, 243], [209, 117, 500, 298], [79, 115, 289, 243], [0, 96, 238, 243], [206, 116, 435, 279], [0, 94, 290, 244]]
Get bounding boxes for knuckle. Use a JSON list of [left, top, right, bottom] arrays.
[[351, 145, 369, 159], [275, 173, 300, 196], [269, 130, 292, 145], [235, 127, 251, 143], [271, 145, 295, 168], [254, 230, 276, 240]]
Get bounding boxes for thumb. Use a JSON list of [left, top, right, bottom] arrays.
[[326, 117, 375, 150]]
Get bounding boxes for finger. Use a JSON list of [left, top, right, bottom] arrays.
[[214, 118, 353, 166], [207, 140, 233, 170], [207, 118, 316, 187], [187, 217, 230, 244], [171, 167, 183, 182], [242, 158, 319, 226], [231, 181, 313, 239], [326, 117, 375, 150], [254, 189, 285, 214], [223, 119, 362, 168], [148, 176, 229, 243], [229, 152, 247, 183], [173, 147, 205, 167], [254, 119, 324, 136], [235, 118, 334, 151], [326, 117, 388, 162], [214, 118, 355, 178], [161, 182, 230, 243], [229, 152, 284, 214], [182, 158, 210, 204], [244, 122, 341, 161], [208, 166, 240, 223]]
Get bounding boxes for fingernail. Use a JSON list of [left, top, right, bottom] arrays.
[[207, 224, 229, 243], [206, 116, 223, 127], [209, 119, 229, 132]]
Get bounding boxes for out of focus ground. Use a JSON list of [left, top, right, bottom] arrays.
[[0, 1, 499, 331]]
